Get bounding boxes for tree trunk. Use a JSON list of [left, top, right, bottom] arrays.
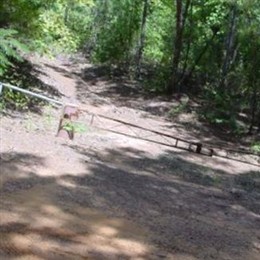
[[219, 3, 238, 91], [248, 88, 257, 134], [180, 1, 193, 83], [64, 1, 74, 25], [247, 30, 259, 134], [136, 0, 150, 77], [64, 3, 70, 25], [167, 0, 191, 94], [257, 112, 260, 132]]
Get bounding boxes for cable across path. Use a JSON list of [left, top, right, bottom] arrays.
[[1, 81, 259, 167]]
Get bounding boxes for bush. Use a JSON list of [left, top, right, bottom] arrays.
[[0, 29, 28, 75], [251, 142, 260, 155]]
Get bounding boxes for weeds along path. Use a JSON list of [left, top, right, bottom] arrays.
[[0, 54, 260, 260]]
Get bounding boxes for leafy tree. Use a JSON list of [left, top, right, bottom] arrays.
[[92, 0, 142, 63]]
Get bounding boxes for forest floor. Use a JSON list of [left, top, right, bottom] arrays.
[[0, 54, 260, 260]]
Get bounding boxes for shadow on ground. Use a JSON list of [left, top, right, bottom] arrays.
[[75, 65, 153, 109], [1, 148, 259, 259]]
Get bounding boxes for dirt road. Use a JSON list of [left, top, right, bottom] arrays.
[[0, 55, 259, 259]]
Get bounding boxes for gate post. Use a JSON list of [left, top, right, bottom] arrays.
[[57, 105, 79, 140]]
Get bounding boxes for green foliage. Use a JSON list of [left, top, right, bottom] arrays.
[[1, 88, 30, 110], [0, 0, 56, 35], [38, 9, 80, 53], [144, 2, 174, 63], [0, 100, 6, 114], [201, 84, 242, 131], [251, 142, 260, 154], [0, 29, 28, 75], [92, 0, 142, 63], [29, 0, 94, 54], [0, 59, 48, 111], [63, 121, 88, 134]]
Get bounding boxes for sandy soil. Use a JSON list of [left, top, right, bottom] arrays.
[[0, 54, 260, 260]]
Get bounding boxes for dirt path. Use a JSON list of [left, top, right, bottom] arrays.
[[0, 54, 260, 260]]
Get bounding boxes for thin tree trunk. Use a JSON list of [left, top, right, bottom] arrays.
[[89, 0, 109, 51], [182, 28, 219, 83], [64, 6, 69, 24], [64, 1, 71, 25], [136, 0, 150, 77], [248, 35, 259, 134], [248, 88, 257, 134], [219, 3, 238, 91], [257, 112, 260, 132], [167, 0, 191, 94], [180, 1, 193, 82], [167, 0, 183, 94]]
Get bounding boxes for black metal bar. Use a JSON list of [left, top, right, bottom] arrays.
[[96, 127, 212, 156], [93, 113, 198, 146], [80, 110, 260, 166]]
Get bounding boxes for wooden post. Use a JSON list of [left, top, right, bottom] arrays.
[[196, 143, 202, 154], [57, 105, 79, 140]]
